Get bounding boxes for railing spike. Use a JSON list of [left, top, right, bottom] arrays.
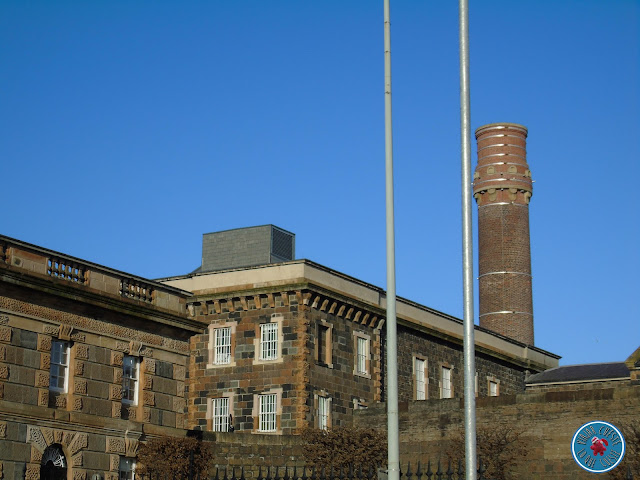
[[435, 460, 443, 480]]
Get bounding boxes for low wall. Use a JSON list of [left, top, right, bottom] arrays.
[[353, 384, 640, 479]]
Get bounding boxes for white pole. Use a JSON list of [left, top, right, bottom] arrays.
[[383, 0, 400, 479], [458, 0, 478, 478]]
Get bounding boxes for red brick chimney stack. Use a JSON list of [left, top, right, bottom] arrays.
[[474, 123, 534, 345]]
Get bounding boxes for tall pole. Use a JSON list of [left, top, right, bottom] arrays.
[[458, 0, 477, 479], [383, 0, 399, 479]]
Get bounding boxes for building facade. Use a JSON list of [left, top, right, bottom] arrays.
[[0, 236, 198, 480]]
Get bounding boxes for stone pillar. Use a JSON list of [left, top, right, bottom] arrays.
[[474, 123, 534, 345]]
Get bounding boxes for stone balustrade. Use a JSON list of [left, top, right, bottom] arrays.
[[0, 234, 188, 315]]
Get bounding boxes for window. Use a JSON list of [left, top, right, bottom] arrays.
[[213, 327, 232, 365], [208, 321, 236, 368], [441, 366, 452, 399], [316, 323, 332, 366], [122, 356, 139, 405], [259, 393, 277, 432], [119, 457, 135, 480], [489, 380, 499, 397], [260, 322, 278, 361], [211, 397, 230, 432], [353, 333, 370, 377], [317, 395, 330, 430], [415, 357, 427, 400], [50, 341, 69, 393]]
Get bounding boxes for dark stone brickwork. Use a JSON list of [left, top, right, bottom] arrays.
[[391, 324, 527, 402]]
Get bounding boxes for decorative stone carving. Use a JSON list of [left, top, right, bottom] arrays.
[[73, 397, 83, 411], [55, 395, 66, 408], [70, 332, 86, 342], [143, 375, 153, 390], [62, 431, 74, 448], [113, 367, 123, 384], [0, 326, 10, 343], [0, 364, 8, 379], [109, 384, 122, 400], [71, 452, 83, 467], [35, 371, 50, 388], [74, 360, 84, 376], [73, 470, 87, 480], [110, 454, 120, 471], [59, 324, 73, 341], [125, 437, 139, 457], [0, 382, 3, 399], [0, 345, 5, 361], [174, 365, 186, 381], [140, 347, 153, 357], [124, 406, 137, 420], [144, 358, 156, 374], [40, 353, 50, 370], [68, 432, 88, 455], [0, 314, 8, 325], [74, 379, 87, 395], [25, 463, 40, 480], [43, 325, 59, 336], [41, 427, 54, 446], [30, 446, 43, 463], [114, 341, 129, 353], [54, 430, 63, 443], [110, 351, 124, 367], [129, 340, 143, 356], [143, 391, 155, 406], [143, 407, 151, 423], [106, 437, 125, 454], [0, 421, 6, 437], [38, 389, 49, 406], [26, 425, 48, 453], [75, 344, 89, 360], [111, 401, 121, 418]]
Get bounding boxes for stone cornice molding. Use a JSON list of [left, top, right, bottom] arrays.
[[186, 285, 385, 330]]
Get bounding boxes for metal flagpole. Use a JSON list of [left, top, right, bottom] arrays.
[[458, 0, 477, 479], [383, 0, 400, 479]]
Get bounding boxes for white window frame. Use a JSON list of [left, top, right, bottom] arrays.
[[414, 357, 427, 400], [488, 377, 500, 397], [441, 366, 452, 399], [122, 355, 139, 406], [317, 395, 330, 430], [50, 340, 70, 393], [260, 322, 279, 361], [259, 393, 277, 432], [119, 457, 135, 480], [213, 326, 232, 365], [353, 332, 371, 377], [211, 397, 230, 432]]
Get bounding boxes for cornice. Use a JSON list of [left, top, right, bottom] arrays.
[[1, 267, 201, 336]]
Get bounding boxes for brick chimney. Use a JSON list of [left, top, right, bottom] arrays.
[[473, 123, 534, 345]]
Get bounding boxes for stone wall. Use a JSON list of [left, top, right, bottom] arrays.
[[390, 323, 527, 402], [353, 383, 640, 479]]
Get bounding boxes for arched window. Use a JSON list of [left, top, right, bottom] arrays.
[[40, 444, 67, 480]]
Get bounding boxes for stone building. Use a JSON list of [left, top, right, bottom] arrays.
[[0, 236, 198, 480], [0, 124, 573, 478]]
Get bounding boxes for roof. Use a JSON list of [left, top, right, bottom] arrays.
[[526, 362, 630, 385]]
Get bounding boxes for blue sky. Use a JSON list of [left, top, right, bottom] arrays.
[[1, 1, 638, 366]]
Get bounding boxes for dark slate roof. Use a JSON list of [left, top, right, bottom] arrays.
[[526, 362, 630, 385]]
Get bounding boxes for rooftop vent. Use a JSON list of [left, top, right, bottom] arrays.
[[199, 225, 295, 272]]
